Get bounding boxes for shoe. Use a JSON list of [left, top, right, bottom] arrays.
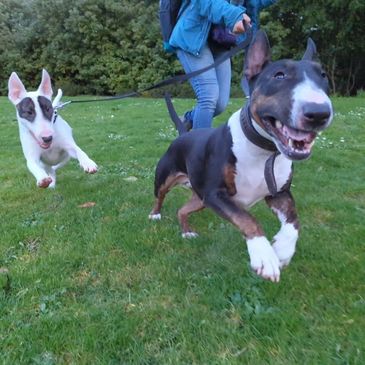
[[179, 115, 192, 131]]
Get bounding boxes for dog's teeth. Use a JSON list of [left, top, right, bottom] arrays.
[[275, 121, 282, 129], [288, 138, 293, 148]]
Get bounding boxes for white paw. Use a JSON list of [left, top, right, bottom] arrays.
[[48, 174, 56, 188], [246, 236, 281, 282], [272, 223, 298, 268], [37, 177, 52, 188], [182, 231, 198, 239], [149, 213, 161, 220], [80, 159, 98, 174]]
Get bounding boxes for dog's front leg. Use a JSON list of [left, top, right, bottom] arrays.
[[26, 159, 52, 188], [67, 144, 97, 174], [265, 190, 299, 268], [204, 190, 280, 282]]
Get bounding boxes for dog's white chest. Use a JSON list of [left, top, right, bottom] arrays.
[[232, 152, 292, 208], [228, 111, 292, 208], [40, 147, 68, 166]]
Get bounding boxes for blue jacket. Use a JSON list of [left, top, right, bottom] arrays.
[[168, 0, 277, 56]]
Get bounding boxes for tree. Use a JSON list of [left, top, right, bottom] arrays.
[[0, 0, 364, 96], [266, 0, 365, 95]]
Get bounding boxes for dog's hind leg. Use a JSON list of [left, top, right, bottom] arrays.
[[149, 172, 189, 220], [44, 165, 56, 188], [44, 153, 70, 188], [178, 192, 205, 238], [53, 154, 70, 171]]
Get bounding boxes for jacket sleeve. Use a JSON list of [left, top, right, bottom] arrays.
[[259, 0, 277, 10], [193, 0, 245, 30]]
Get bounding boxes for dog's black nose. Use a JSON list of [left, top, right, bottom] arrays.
[[303, 103, 331, 126], [42, 136, 53, 143]]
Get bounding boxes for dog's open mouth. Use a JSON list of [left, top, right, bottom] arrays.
[[40, 142, 52, 149], [262, 117, 316, 160], [38, 140, 52, 149], [29, 131, 52, 150]]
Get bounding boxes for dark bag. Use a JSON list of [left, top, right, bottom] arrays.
[[209, 24, 238, 50], [159, 0, 182, 46]]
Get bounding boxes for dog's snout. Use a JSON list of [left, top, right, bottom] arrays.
[[42, 135, 53, 143], [303, 103, 331, 126]]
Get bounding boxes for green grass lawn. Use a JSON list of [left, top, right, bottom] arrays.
[[0, 95, 364, 364]]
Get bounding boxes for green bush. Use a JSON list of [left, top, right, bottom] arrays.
[[0, 0, 364, 96]]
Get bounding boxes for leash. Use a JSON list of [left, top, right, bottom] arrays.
[[240, 103, 287, 197], [55, 21, 253, 110]]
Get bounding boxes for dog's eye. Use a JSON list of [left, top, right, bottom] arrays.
[[321, 71, 327, 78], [274, 71, 286, 80], [21, 109, 35, 121]]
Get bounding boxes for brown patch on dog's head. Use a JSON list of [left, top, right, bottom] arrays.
[[249, 93, 281, 131]]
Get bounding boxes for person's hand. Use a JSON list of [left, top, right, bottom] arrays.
[[232, 14, 251, 33]]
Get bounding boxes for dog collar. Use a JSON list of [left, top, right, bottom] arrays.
[[52, 111, 58, 124], [240, 103, 277, 152], [240, 103, 283, 196]]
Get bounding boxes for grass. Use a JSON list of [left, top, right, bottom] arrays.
[[0, 95, 364, 364]]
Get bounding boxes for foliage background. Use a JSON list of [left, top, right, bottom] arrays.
[[0, 0, 364, 96]]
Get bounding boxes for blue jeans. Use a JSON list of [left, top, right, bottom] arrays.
[[177, 45, 231, 129]]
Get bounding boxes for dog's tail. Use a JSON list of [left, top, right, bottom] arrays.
[[52, 88, 63, 108], [164, 92, 187, 136]]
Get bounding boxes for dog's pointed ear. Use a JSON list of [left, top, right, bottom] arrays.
[[302, 38, 317, 61], [8, 72, 27, 105], [244, 30, 271, 81], [38, 69, 53, 98]]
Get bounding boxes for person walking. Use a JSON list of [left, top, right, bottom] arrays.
[[167, 0, 277, 129]]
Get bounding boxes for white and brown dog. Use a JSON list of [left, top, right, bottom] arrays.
[[8, 69, 97, 188]]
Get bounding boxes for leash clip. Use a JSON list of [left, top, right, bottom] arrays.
[[54, 101, 72, 110], [52, 101, 72, 124]]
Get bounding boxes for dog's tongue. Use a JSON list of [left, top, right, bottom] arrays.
[[283, 125, 316, 142], [40, 142, 51, 149]]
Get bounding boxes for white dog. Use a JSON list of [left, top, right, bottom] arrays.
[[8, 69, 97, 188]]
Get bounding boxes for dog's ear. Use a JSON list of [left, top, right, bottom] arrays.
[[37, 69, 53, 98], [302, 38, 317, 61], [244, 30, 271, 81], [8, 72, 27, 105]]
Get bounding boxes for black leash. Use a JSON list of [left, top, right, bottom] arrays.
[[56, 22, 253, 109], [264, 151, 281, 196]]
